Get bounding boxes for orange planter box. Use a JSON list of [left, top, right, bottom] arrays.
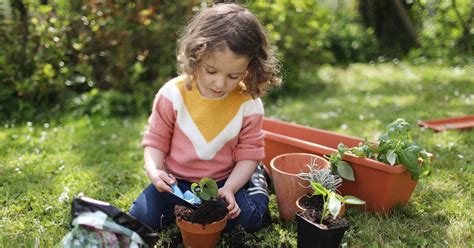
[[262, 118, 417, 213], [418, 115, 474, 131]]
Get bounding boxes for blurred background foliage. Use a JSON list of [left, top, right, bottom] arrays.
[[0, 0, 473, 121]]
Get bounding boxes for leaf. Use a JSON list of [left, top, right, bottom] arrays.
[[378, 133, 390, 143], [190, 183, 199, 195], [336, 161, 355, 181], [377, 153, 387, 164], [200, 177, 218, 199], [419, 150, 432, 178], [327, 194, 341, 219], [351, 146, 366, 157], [199, 191, 210, 201], [387, 149, 397, 165], [343, 195, 366, 205], [337, 143, 346, 155], [311, 182, 328, 196], [398, 146, 422, 180]]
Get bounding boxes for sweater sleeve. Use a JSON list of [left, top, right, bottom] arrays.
[[232, 100, 265, 162], [141, 91, 176, 154]]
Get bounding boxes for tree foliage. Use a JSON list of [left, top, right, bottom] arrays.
[[0, 0, 471, 121]]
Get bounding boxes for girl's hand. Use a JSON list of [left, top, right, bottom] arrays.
[[150, 169, 176, 193], [218, 187, 240, 219]]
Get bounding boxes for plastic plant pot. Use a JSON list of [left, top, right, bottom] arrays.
[[296, 212, 349, 248]]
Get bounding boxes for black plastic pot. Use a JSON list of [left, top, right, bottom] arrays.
[[296, 212, 349, 248]]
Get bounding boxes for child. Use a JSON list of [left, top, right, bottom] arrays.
[[130, 3, 281, 233]]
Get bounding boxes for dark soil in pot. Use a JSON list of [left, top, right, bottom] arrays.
[[299, 194, 324, 211], [300, 209, 348, 229], [174, 198, 228, 225]]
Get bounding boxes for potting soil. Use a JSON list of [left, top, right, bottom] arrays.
[[301, 210, 349, 229], [174, 198, 228, 225]]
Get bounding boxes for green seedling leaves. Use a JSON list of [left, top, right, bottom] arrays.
[[335, 161, 355, 181], [191, 177, 219, 201], [378, 132, 390, 143], [399, 146, 423, 180], [310, 182, 329, 196], [199, 191, 211, 201], [386, 149, 397, 165], [337, 143, 346, 155], [351, 146, 367, 157], [328, 193, 341, 219], [343, 195, 366, 205], [328, 143, 356, 181], [312, 183, 365, 223], [200, 177, 218, 197]]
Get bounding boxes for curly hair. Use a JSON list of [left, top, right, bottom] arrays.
[[177, 3, 281, 98]]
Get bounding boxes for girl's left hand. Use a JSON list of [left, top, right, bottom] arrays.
[[218, 187, 240, 219]]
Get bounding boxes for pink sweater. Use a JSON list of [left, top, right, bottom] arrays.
[[142, 76, 265, 182]]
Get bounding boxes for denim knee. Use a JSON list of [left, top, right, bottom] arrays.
[[225, 188, 269, 233], [129, 184, 170, 230]]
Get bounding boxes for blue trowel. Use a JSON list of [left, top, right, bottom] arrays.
[[170, 183, 201, 209]]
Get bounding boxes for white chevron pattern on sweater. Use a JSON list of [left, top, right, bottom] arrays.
[[158, 80, 263, 160]]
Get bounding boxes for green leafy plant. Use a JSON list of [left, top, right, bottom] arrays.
[[326, 143, 356, 181], [190, 177, 219, 201], [310, 182, 365, 225], [328, 118, 431, 181]]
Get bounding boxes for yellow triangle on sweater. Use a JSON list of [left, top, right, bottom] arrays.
[[177, 80, 251, 143]]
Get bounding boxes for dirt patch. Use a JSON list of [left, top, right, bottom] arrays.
[[299, 194, 324, 211], [174, 198, 228, 225], [300, 209, 349, 229], [221, 226, 261, 248], [158, 224, 182, 248]]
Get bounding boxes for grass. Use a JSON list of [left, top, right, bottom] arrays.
[[1, 62, 473, 247]]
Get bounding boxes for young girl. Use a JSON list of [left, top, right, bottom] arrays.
[[130, 3, 281, 233]]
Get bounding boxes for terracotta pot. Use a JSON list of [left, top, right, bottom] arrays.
[[263, 117, 418, 213], [418, 115, 474, 131], [176, 216, 227, 248], [296, 212, 349, 248], [270, 153, 330, 220], [296, 195, 346, 217]]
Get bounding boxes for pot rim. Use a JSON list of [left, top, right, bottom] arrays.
[[296, 211, 349, 231], [265, 131, 408, 173], [176, 215, 228, 234], [270, 152, 330, 177]]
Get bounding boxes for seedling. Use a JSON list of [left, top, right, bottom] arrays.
[[326, 144, 355, 181], [190, 177, 219, 201], [310, 182, 365, 225]]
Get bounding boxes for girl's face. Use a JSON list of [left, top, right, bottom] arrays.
[[195, 47, 250, 98]]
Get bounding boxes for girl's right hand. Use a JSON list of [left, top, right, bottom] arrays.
[[151, 169, 176, 193]]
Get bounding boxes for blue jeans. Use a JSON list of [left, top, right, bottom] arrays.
[[130, 179, 269, 233]]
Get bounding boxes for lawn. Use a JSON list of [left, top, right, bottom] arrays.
[[1, 62, 473, 247]]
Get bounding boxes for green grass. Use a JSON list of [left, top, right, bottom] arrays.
[[1, 62, 473, 247]]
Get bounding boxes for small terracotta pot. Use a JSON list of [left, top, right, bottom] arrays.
[[296, 195, 346, 217], [176, 216, 227, 248], [270, 153, 330, 220]]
